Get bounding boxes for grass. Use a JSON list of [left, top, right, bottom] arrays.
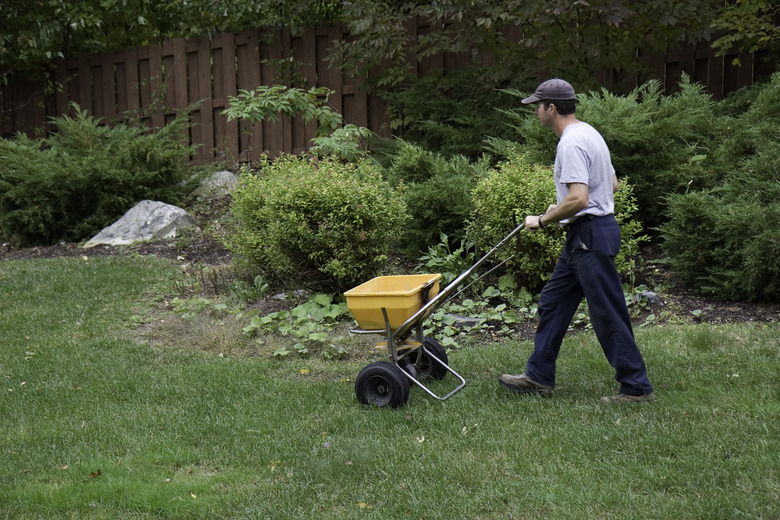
[[1, 256, 779, 519]]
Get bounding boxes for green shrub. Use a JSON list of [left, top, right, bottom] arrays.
[[662, 193, 780, 302], [467, 154, 646, 292], [466, 155, 560, 291], [383, 141, 489, 257], [0, 105, 199, 246], [661, 72, 780, 302], [225, 155, 408, 291]]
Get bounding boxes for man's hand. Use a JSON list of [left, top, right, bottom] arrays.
[[525, 214, 543, 232], [525, 204, 558, 232]]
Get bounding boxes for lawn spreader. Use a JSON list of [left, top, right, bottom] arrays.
[[345, 223, 526, 408]]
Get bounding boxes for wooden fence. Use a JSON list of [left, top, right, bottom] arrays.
[[1, 22, 775, 165]]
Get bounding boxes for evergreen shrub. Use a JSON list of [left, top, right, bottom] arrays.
[[467, 154, 645, 292], [0, 105, 198, 246], [661, 72, 780, 302], [383, 140, 489, 257], [225, 155, 408, 291], [382, 64, 518, 160]]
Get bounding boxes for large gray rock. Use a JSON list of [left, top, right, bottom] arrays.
[[83, 200, 199, 248]]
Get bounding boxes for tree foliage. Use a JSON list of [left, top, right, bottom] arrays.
[[2, 0, 767, 90], [711, 0, 780, 61], [0, 0, 340, 79], [331, 0, 723, 92]]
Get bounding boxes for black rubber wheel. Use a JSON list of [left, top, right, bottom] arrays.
[[355, 362, 411, 408], [419, 338, 449, 380]]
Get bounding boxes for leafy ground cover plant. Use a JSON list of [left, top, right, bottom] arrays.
[[225, 155, 409, 291], [0, 105, 199, 246]]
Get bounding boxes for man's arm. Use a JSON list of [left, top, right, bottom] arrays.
[[525, 182, 589, 231], [612, 173, 620, 193]]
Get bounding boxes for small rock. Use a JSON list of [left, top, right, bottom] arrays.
[[445, 313, 481, 328], [638, 291, 664, 306], [191, 170, 238, 198]]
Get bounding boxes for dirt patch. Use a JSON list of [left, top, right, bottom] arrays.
[[0, 235, 232, 266]]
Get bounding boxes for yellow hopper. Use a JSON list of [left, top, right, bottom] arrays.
[[344, 274, 441, 331]]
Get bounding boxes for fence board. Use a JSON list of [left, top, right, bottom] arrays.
[[262, 29, 286, 159], [235, 30, 262, 162], [213, 33, 240, 163]]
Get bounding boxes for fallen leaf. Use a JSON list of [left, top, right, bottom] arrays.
[[90, 469, 101, 478], [190, 492, 197, 499]]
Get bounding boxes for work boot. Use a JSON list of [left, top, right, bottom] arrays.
[[499, 373, 553, 394], [600, 392, 655, 402]]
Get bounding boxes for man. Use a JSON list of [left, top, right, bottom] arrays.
[[499, 78, 655, 402]]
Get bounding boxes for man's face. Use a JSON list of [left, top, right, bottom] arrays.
[[533, 102, 554, 128]]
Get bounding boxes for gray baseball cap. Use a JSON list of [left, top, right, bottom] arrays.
[[521, 79, 576, 104]]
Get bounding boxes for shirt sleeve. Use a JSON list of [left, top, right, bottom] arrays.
[[557, 143, 591, 186]]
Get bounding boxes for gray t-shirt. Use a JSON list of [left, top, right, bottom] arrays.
[[553, 122, 615, 225]]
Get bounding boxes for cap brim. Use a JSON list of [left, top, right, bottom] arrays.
[[521, 94, 541, 104]]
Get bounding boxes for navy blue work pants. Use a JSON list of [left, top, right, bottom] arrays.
[[526, 215, 654, 396]]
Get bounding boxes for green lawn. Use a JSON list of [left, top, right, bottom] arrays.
[[1, 257, 778, 519]]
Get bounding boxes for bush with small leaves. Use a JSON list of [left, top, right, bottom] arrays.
[[225, 155, 409, 291]]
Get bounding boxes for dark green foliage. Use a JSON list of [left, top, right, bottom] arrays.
[[225, 155, 408, 291], [0, 106, 199, 246], [382, 140, 490, 257], [663, 194, 780, 302], [661, 72, 780, 302], [382, 65, 519, 161]]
